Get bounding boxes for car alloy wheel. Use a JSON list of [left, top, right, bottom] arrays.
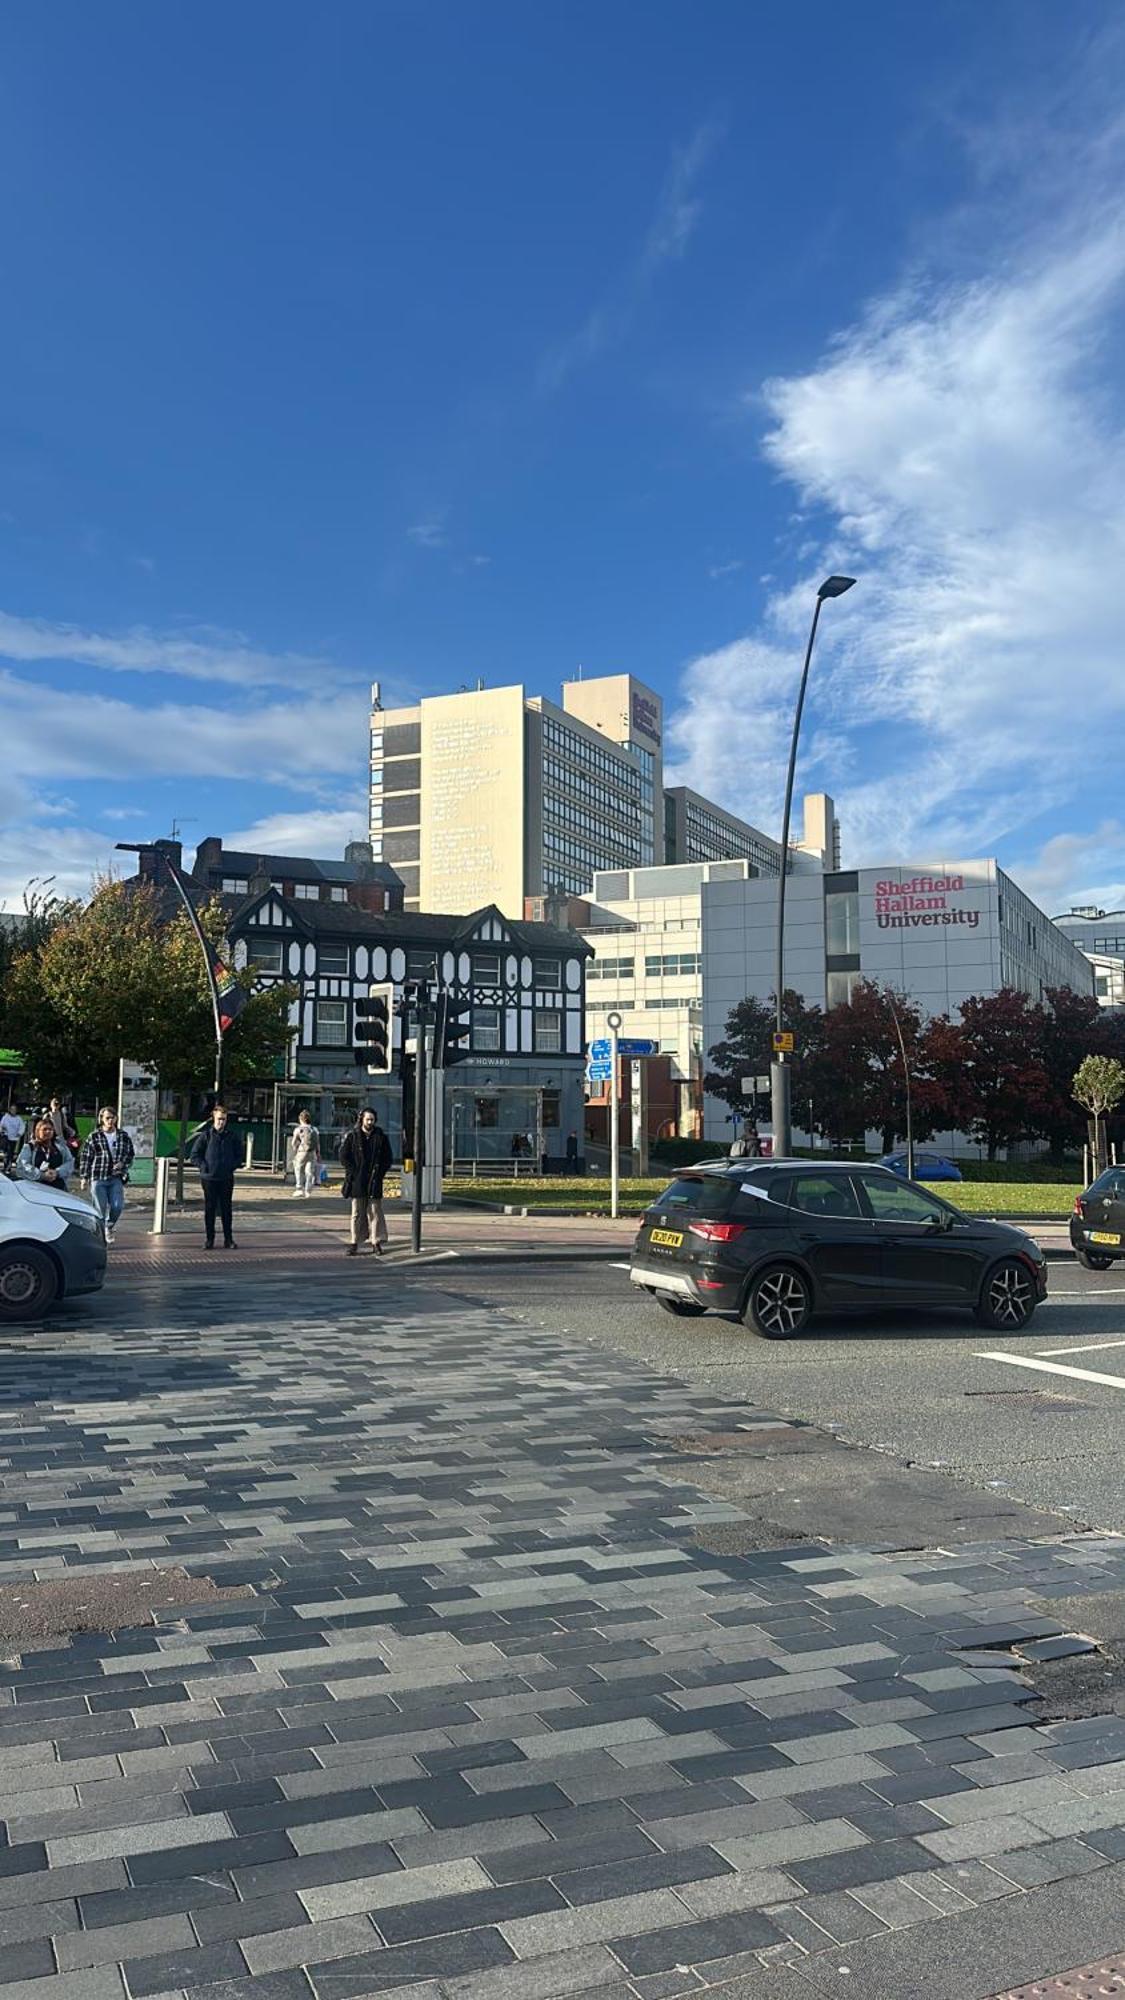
[[745, 1265, 810, 1339], [976, 1258, 1036, 1331]]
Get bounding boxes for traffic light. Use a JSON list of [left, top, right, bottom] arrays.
[[434, 989, 472, 1069], [353, 983, 393, 1073]]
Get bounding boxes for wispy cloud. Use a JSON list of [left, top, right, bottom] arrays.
[[668, 70, 1125, 907], [406, 520, 448, 550], [708, 559, 744, 580], [0, 610, 357, 691], [538, 118, 723, 391], [219, 802, 370, 861], [1, 670, 366, 782]]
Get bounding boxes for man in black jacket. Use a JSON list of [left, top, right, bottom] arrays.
[[189, 1104, 242, 1249], [339, 1108, 392, 1256]]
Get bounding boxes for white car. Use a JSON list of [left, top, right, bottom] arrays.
[[0, 1176, 107, 1321]]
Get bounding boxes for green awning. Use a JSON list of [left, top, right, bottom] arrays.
[[0, 1048, 24, 1070]]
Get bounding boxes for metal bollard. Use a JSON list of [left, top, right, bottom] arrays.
[[244, 1131, 254, 1171], [151, 1155, 170, 1236]]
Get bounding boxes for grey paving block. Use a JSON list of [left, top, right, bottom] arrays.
[[848, 1878, 946, 1930], [57, 1915, 198, 1970], [242, 1915, 379, 1973], [641, 1799, 805, 1852], [47, 1811, 233, 1869], [793, 1890, 891, 1943], [0, 1972, 126, 2000], [673, 1868, 797, 1916], [500, 1889, 690, 1958], [299, 1857, 492, 1922]]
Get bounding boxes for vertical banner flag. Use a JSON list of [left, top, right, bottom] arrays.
[[164, 862, 249, 1033]]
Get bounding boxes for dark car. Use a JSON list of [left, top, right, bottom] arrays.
[[630, 1159, 1047, 1338], [881, 1150, 962, 1182], [1070, 1166, 1125, 1270]]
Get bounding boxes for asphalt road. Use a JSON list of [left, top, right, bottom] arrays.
[[428, 1256, 1125, 1541]]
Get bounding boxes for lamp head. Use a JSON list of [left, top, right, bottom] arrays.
[[818, 575, 857, 600]]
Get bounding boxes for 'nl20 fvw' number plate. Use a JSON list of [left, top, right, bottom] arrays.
[[649, 1228, 683, 1248], [1088, 1230, 1121, 1246]]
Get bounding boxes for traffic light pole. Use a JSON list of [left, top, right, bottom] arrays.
[[411, 1026, 426, 1255]]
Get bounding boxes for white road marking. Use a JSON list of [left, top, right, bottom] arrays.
[[1051, 1288, 1125, 1297], [975, 1350, 1125, 1391], [1037, 1336, 1125, 1357], [610, 1262, 633, 1270]]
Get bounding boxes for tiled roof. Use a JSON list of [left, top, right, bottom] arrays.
[[229, 894, 590, 955]]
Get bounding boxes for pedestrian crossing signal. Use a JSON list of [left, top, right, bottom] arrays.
[[354, 984, 393, 1073]]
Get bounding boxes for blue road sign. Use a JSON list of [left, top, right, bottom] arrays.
[[589, 1038, 611, 1057], [586, 1064, 612, 1083], [588, 1036, 659, 1059]]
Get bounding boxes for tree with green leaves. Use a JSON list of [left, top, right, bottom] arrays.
[[3, 878, 294, 1118], [804, 980, 953, 1153], [1034, 987, 1108, 1162], [1073, 1054, 1125, 1176], [922, 989, 1051, 1159]]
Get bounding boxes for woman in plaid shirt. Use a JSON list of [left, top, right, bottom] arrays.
[[79, 1106, 135, 1244]]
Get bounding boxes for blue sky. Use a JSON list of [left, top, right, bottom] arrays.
[[2, 0, 1124, 912]]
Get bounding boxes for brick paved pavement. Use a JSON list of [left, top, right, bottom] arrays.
[[0, 1275, 1122, 1999]]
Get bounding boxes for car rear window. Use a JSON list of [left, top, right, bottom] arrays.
[[650, 1177, 736, 1218], [1088, 1169, 1125, 1199]]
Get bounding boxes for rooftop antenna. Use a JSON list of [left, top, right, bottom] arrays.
[[169, 817, 197, 842]]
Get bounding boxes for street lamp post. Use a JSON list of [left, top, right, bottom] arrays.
[[885, 991, 915, 1181], [771, 575, 856, 1160]]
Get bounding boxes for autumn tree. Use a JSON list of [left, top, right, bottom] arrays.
[[1033, 987, 1108, 1161], [704, 990, 824, 1125], [805, 981, 952, 1152], [923, 989, 1050, 1159]]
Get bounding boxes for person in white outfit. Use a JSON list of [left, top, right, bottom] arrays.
[[290, 1108, 320, 1197]]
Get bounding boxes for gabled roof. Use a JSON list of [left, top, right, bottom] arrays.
[[227, 894, 590, 955]]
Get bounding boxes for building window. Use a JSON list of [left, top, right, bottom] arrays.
[[316, 1001, 348, 1046], [221, 876, 248, 895], [407, 947, 438, 980], [294, 883, 320, 901], [542, 1088, 561, 1128], [533, 955, 561, 987], [825, 890, 859, 955], [473, 952, 501, 984], [534, 1010, 562, 1053], [826, 969, 857, 1008], [588, 958, 635, 981], [248, 939, 283, 975], [329, 886, 348, 903], [644, 953, 701, 977], [473, 1007, 501, 1050], [318, 944, 349, 977]]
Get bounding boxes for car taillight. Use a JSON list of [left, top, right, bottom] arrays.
[[1074, 1197, 1085, 1216], [688, 1220, 747, 1243]]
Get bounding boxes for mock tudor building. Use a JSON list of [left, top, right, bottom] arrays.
[[226, 890, 590, 1165]]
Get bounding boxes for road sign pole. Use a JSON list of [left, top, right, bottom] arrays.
[[631, 1058, 648, 1179], [608, 1011, 622, 1220], [411, 1020, 426, 1254]]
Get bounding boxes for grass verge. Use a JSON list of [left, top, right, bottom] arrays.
[[443, 1174, 1081, 1220]]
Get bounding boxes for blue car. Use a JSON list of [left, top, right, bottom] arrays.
[[881, 1150, 963, 1182]]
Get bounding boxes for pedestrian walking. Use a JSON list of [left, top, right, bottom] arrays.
[[47, 1096, 79, 1160], [565, 1129, 579, 1165], [290, 1109, 321, 1198], [18, 1116, 74, 1186], [339, 1108, 392, 1255], [79, 1106, 135, 1243], [0, 1102, 26, 1173], [189, 1103, 242, 1249]]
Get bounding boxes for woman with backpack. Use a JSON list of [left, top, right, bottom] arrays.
[[290, 1108, 321, 1198]]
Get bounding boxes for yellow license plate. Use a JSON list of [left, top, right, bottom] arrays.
[[650, 1228, 684, 1248], [1089, 1230, 1121, 1246]]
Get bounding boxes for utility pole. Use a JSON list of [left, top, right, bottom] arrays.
[[608, 1011, 622, 1219], [886, 992, 915, 1180]]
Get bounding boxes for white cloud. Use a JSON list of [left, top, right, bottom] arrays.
[[708, 559, 744, 580], [538, 118, 723, 391], [219, 802, 370, 859], [0, 610, 355, 690], [1009, 822, 1125, 916], [407, 520, 448, 550], [1, 670, 367, 782], [669, 136, 1125, 903]]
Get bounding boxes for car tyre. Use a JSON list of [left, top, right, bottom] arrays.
[[0, 1246, 59, 1323], [1076, 1249, 1114, 1272], [743, 1264, 811, 1339], [654, 1294, 707, 1317], [974, 1257, 1037, 1331]]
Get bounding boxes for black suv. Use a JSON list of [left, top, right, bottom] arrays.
[[630, 1159, 1047, 1338], [1070, 1166, 1125, 1270]]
